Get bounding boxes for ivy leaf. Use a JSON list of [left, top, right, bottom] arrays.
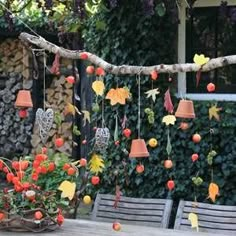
[[89, 153, 105, 174], [73, 125, 81, 136], [155, 3, 166, 17]]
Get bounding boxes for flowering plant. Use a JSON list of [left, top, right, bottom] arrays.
[[0, 148, 88, 232]]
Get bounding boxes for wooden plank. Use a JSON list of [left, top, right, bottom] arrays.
[[98, 205, 163, 216], [174, 200, 185, 229], [162, 198, 173, 228], [99, 200, 165, 210], [183, 206, 236, 217], [100, 194, 168, 204], [91, 193, 102, 221], [182, 212, 236, 224], [184, 201, 236, 211]]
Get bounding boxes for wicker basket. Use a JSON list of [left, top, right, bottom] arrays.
[[0, 209, 58, 232]]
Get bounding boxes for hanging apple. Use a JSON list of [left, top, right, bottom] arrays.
[[19, 109, 28, 118], [191, 153, 199, 162], [136, 164, 144, 173], [86, 65, 95, 74], [192, 133, 201, 143], [91, 176, 100, 185], [167, 180, 175, 191], [65, 75, 75, 84], [80, 158, 87, 167], [150, 70, 158, 80], [55, 137, 64, 148], [148, 138, 158, 148], [123, 128, 132, 138], [164, 160, 173, 169], [207, 83, 215, 92], [80, 52, 88, 60], [96, 67, 105, 76], [179, 122, 189, 130], [82, 139, 87, 145]]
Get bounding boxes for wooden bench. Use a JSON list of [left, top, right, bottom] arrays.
[[91, 193, 173, 228], [174, 200, 236, 235]]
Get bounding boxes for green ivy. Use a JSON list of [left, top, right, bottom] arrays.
[[84, 2, 236, 205]]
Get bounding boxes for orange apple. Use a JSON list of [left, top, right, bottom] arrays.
[[150, 70, 158, 80], [164, 160, 173, 169], [112, 221, 121, 231], [191, 153, 199, 162], [91, 176, 100, 185], [80, 158, 87, 167], [55, 138, 64, 148], [207, 83, 215, 92], [136, 164, 144, 173], [34, 211, 43, 220], [86, 65, 95, 74], [192, 133, 201, 143]]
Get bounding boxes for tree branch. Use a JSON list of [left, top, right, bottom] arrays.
[[19, 32, 236, 76]]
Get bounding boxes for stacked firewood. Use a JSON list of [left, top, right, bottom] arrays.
[[0, 39, 33, 158]]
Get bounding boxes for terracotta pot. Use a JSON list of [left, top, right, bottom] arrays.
[[175, 99, 195, 119], [15, 90, 33, 108], [129, 139, 149, 158]]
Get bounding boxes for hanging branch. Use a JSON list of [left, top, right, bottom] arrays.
[[19, 32, 236, 76]]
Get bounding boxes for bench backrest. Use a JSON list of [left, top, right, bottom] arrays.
[[91, 193, 173, 228], [174, 200, 236, 235]]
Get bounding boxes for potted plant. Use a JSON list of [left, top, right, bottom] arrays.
[[0, 148, 88, 232]]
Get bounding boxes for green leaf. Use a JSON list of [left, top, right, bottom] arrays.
[[155, 3, 166, 17], [54, 112, 62, 127], [73, 125, 81, 136]]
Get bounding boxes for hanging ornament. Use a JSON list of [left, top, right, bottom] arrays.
[[15, 90, 33, 108], [192, 133, 201, 143], [65, 75, 75, 84], [36, 108, 54, 144], [123, 128, 131, 138], [162, 115, 176, 126], [94, 127, 110, 151], [167, 180, 175, 191], [145, 88, 160, 102], [207, 82, 215, 92], [208, 182, 219, 202], [92, 80, 105, 96], [209, 104, 222, 121], [164, 159, 173, 169], [86, 65, 95, 74], [136, 164, 145, 173], [106, 87, 130, 105], [164, 88, 174, 113], [175, 99, 195, 119], [150, 70, 158, 80], [188, 213, 199, 232]]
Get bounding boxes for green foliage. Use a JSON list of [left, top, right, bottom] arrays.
[[85, 2, 236, 205]]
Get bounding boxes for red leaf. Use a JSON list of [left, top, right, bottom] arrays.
[[196, 70, 201, 87], [113, 185, 121, 208], [50, 53, 60, 75], [164, 89, 174, 114]]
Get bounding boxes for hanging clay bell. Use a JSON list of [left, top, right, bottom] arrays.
[[129, 139, 149, 158], [15, 90, 33, 108], [175, 99, 195, 119]]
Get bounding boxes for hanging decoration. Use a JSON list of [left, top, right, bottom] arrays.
[[145, 88, 160, 102], [164, 88, 174, 113], [15, 90, 33, 108], [208, 182, 220, 202], [207, 82, 216, 92], [188, 213, 199, 232], [92, 80, 105, 96], [209, 104, 222, 121], [64, 102, 81, 116], [50, 53, 60, 75], [89, 153, 105, 174], [175, 99, 195, 119], [82, 110, 91, 126], [144, 108, 155, 124], [106, 87, 130, 105], [94, 127, 110, 151], [162, 115, 176, 126], [58, 180, 76, 201]]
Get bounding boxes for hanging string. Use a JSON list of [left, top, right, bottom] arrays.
[[0, 2, 41, 38], [137, 73, 141, 139]]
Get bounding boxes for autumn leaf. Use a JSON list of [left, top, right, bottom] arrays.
[[92, 80, 105, 96], [188, 213, 199, 232], [58, 180, 76, 200], [64, 103, 81, 116], [106, 87, 130, 105], [145, 88, 160, 102], [208, 182, 220, 202], [162, 115, 176, 126], [193, 54, 210, 66], [209, 104, 222, 121], [164, 88, 174, 113], [89, 153, 105, 174], [82, 110, 90, 126]]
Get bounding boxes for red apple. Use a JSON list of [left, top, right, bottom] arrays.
[[123, 128, 132, 138], [80, 158, 87, 167], [96, 67, 105, 76], [19, 109, 28, 118], [207, 83, 215, 92], [192, 134, 201, 143], [91, 176, 100, 185], [55, 138, 64, 148], [80, 52, 88, 60], [136, 164, 144, 173], [41, 147, 47, 154], [34, 211, 43, 220], [65, 75, 75, 84], [150, 70, 158, 80], [167, 180, 175, 191], [86, 65, 95, 74], [112, 221, 121, 231], [191, 153, 199, 162], [164, 160, 173, 169]]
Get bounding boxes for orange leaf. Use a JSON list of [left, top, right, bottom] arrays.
[[106, 88, 129, 106], [208, 182, 219, 202]]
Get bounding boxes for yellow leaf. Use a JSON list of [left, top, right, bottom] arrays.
[[162, 115, 176, 126], [89, 153, 105, 175], [58, 180, 76, 200], [208, 182, 220, 202], [193, 54, 210, 66], [209, 105, 222, 121], [106, 87, 130, 106], [64, 103, 81, 116], [92, 80, 105, 96], [188, 213, 199, 232], [82, 110, 91, 126]]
